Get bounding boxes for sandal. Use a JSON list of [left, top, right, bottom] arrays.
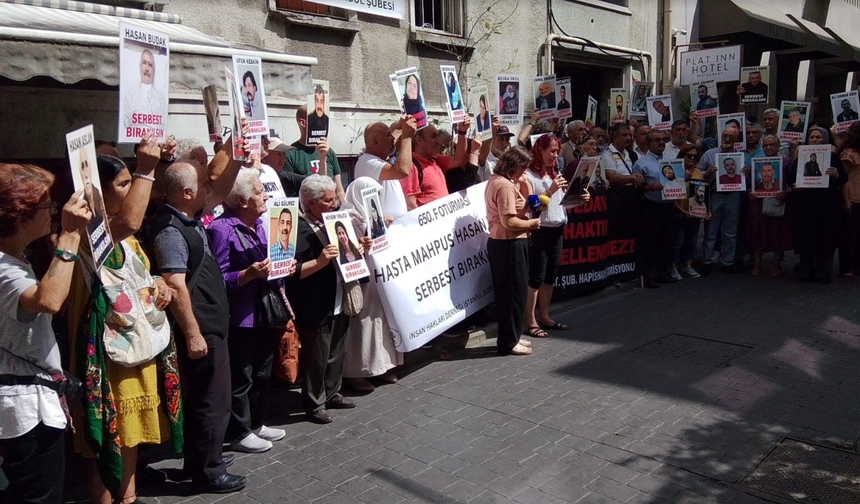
[[538, 321, 569, 331], [518, 339, 532, 348], [509, 343, 533, 355], [526, 326, 549, 338]]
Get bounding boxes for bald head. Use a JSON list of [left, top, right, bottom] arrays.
[[163, 161, 200, 202], [364, 122, 395, 158]]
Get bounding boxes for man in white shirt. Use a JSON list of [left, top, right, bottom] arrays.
[[354, 115, 417, 220], [663, 120, 691, 161], [478, 121, 514, 182], [601, 123, 644, 187], [632, 124, 650, 161]]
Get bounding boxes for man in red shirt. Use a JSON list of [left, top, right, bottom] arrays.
[[402, 117, 472, 209]]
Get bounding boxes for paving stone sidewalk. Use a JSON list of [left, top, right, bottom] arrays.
[[137, 270, 860, 504]]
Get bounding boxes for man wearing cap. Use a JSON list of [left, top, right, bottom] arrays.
[[478, 118, 515, 182]]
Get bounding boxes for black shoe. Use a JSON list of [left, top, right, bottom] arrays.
[[643, 278, 660, 289], [192, 473, 246, 494], [699, 264, 712, 276], [308, 409, 333, 424], [222, 454, 235, 468], [720, 264, 743, 274], [136, 464, 167, 487], [327, 397, 357, 409]]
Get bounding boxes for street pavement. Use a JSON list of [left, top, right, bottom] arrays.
[[138, 265, 860, 504]]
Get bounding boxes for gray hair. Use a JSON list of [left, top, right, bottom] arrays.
[[566, 120, 584, 136], [226, 168, 261, 209], [299, 174, 337, 209], [764, 108, 780, 117], [747, 123, 764, 135], [175, 138, 205, 162], [163, 162, 199, 200], [762, 134, 780, 145]]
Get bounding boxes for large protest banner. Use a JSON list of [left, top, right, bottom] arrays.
[[555, 187, 637, 293], [371, 183, 493, 352]]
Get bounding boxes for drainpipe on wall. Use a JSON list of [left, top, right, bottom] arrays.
[[661, 0, 673, 94], [542, 34, 655, 81]]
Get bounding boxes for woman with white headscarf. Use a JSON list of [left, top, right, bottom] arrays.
[[340, 177, 403, 392]]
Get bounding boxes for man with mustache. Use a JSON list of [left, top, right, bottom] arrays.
[[122, 48, 167, 130], [242, 71, 262, 119], [306, 84, 329, 144], [269, 208, 295, 261]]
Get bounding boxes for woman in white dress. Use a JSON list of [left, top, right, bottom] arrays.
[[340, 177, 402, 392]]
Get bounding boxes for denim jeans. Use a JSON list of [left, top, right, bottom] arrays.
[[674, 218, 701, 264], [703, 192, 741, 266]]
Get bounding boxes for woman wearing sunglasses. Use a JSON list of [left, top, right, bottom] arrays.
[[671, 144, 706, 280]]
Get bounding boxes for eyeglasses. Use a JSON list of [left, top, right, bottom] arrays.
[[36, 201, 58, 215]]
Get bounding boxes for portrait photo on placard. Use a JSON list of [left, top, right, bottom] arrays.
[[118, 23, 169, 143], [609, 88, 627, 126], [323, 211, 370, 282], [66, 124, 113, 269], [718, 113, 746, 149], [739, 66, 769, 104], [630, 81, 653, 117], [752, 157, 782, 197], [361, 187, 390, 253], [646, 95, 673, 130], [497, 74, 522, 124], [470, 85, 492, 141], [441, 65, 465, 123], [533, 75, 557, 119], [831, 91, 860, 133], [232, 55, 268, 136], [659, 160, 686, 200], [585, 96, 598, 128], [393, 67, 428, 130], [796, 144, 832, 188], [267, 198, 298, 279], [778, 101, 810, 142], [306, 80, 330, 145], [557, 77, 573, 120], [688, 180, 710, 218], [690, 81, 719, 117], [715, 152, 746, 192]]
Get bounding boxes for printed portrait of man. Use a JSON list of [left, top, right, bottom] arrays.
[[652, 100, 671, 122], [741, 71, 768, 97], [755, 162, 779, 192], [535, 81, 556, 110], [784, 109, 806, 133], [631, 85, 649, 113], [557, 85, 571, 111], [242, 71, 262, 119], [725, 118, 744, 143], [695, 85, 718, 111], [270, 208, 295, 262], [804, 152, 822, 177], [78, 147, 105, 237], [689, 183, 707, 211], [122, 48, 167, 128], [661, 164, 684, 192], [719, 157, 742, 185], [837, 99, 859, 123], [612, 94, 625, 123], [307, 83, 329, 137]]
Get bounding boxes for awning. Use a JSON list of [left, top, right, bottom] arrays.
[[697, 0, 808, 52], [0, 1, 317, 97]]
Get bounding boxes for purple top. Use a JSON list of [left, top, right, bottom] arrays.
[[206, 210, 268, 328]]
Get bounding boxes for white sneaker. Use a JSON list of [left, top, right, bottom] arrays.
[[681, 265, 701, 278], [230, 432, 273, 453], [669, 265, 683, 281], [253, 425, 286, 442]]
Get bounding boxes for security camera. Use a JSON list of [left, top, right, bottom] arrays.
[[672, 28, 688, 36]]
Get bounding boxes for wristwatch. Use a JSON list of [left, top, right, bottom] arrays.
[[53, 249, 79, 262]]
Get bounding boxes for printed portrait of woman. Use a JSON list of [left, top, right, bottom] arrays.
[[446, 73, 462, 111], [402, 74, 424, 118], [369, 198, 386, 239], [477, 95, 491, 133], [335, 220, 362, 265]]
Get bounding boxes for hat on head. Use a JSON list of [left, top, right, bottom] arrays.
[[497, 125, 515, 137], [266, 136, 290, 152]]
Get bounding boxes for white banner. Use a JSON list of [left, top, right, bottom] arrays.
[[371, 183, 494, 352], [307, 0, 405, 19], [680, 45, 741, 85]]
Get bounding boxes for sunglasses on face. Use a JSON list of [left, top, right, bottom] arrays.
[[685, 153, 699, 159]]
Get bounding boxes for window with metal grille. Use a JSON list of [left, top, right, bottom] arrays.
[[275, 0, 347, 19], [412, 0, 464, 37]]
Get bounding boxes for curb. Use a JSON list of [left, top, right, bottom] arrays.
[[401, 280, 637, 370]]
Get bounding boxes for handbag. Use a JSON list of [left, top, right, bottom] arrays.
[[234, 227, 293, 329], [762, 197, 785, 217], [100, 241, 171, 367]]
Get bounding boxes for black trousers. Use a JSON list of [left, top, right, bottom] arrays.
[[639, 200, 676, 281], [527, 225, 564, 289], [488, 238, 528, 355], [227, 326, 280, 441], [297, 314, 348, 413], [0, 423, 64, 504], [175, 333, 230, 484], [840, 203, 860, 274], [800, 248, 835, 281]]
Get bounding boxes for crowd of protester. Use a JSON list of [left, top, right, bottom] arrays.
[[3, 99, 860, 503]]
